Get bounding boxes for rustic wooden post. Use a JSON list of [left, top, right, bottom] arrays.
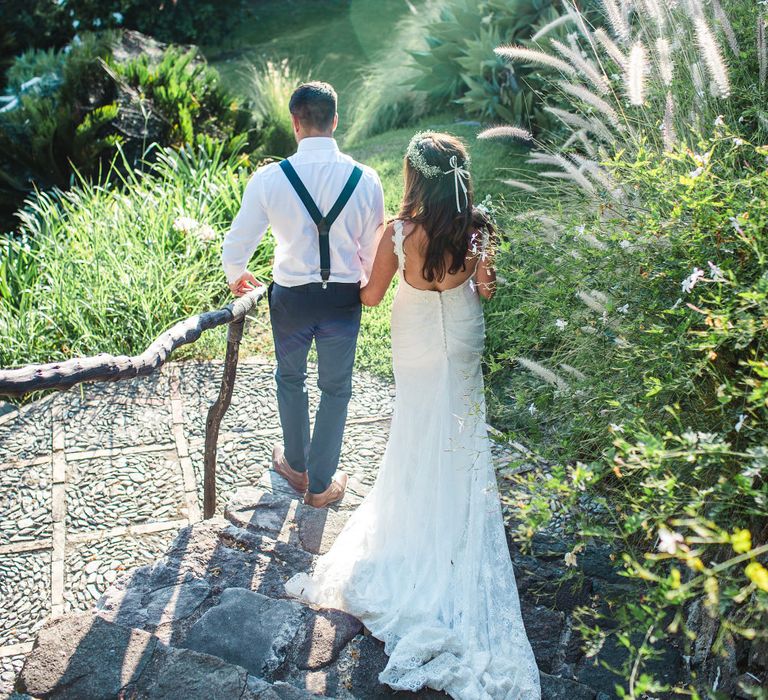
[[203, 316, 246, 519]]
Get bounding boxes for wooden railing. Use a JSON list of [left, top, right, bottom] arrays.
[[0, 287, 267, 518]]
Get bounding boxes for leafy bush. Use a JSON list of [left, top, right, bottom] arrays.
[[0, 0, 246, 77], [479, 0, 768, 695], [0, 139, 273, 370], [0, 33, 253, 228]]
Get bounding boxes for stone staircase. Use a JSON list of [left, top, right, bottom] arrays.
[[12, 477, 629, 699]]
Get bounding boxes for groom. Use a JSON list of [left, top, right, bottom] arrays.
[[222, 82, 385, 508]]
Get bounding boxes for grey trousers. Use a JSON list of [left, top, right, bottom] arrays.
[[268, 281, 362, 494]]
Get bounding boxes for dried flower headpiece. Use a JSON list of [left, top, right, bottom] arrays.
[[405, 131, 472, 212]]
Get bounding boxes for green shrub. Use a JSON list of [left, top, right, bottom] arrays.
[[0, 33, 254, 228], [0, 139, 273, 369], [479, 0, 768, 695]]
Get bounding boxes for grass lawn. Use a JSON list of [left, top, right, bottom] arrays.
[[228, 114, 527, 378]]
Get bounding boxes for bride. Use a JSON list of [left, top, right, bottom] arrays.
[[284, 131, 541, 699]]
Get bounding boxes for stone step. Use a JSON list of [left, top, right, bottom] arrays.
[[15, 610, 318, 699], [12, 485, 609, 699]]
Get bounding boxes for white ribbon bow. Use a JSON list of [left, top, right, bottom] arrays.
[[443, 155, 469, 213]]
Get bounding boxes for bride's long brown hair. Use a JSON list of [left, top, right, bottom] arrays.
[[397, 132, 493, 283]]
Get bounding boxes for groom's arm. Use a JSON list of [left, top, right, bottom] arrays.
[[358, 171, 385, 286], [222, 170, 270, 291]]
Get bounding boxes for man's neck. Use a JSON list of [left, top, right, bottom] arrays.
[[297, 132, 335, 141]]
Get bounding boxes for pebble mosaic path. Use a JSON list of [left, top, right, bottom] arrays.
[[0, 357, 535, 698], [0, 359, 389, 695]]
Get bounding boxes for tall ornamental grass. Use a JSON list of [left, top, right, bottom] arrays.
[[0, 138, 273, 370], [479, 0, 768, 696]]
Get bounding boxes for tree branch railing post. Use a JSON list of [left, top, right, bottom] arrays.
[[0, 287, 267, 520], [203, 316, 245, 518]]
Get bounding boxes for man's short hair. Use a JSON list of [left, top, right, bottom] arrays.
[[289, 82, 337, 132]]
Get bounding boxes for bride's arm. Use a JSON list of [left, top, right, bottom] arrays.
[[360, 223, 398, 307]]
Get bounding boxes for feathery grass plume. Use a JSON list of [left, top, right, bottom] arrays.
[[655, 37, 674, 86], [710, 0, 739, 56], [577, 289, 608, 314], [532, 14, 574, 42], [638, 0, 666, 32], [495, 46, 577, 76], [560, 363, 587, 381], [626, 42, 648, 105], [662, 91, 677, 150], [602, 0, 630, 42], [515, 357, 570, 392], [577, 131, 597, 157], [502, 179, 537, 193], [759, 13, 767, 86], [557, 80, 624, 131], [566, 3, 594, 41], [594, 27, 627, 66], [541, 169, 597, 194], [551, 39, 611, 94], [570, 154, 620, 194], [477, 125, 533, 141], [690, 61, 706, 98], [694, 16, 731, 98], [544, 106, 614, 142], [514, 211, 561, 244]]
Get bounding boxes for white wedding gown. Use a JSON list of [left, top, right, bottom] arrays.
[[285, 220, 541, 699]]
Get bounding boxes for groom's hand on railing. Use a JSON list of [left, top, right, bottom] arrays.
[[228, 271, 262, 297]]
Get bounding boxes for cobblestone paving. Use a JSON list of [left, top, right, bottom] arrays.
[[0, 357, 398, 698]]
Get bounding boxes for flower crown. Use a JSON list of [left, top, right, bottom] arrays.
[[405, 131, 471, 179], [406, 132, 472, 212]]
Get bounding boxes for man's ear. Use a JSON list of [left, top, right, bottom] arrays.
[[332, 112, 339, 133], [291, 113, 301, 136]]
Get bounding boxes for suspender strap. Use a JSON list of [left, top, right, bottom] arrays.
[[279, 159, 363, 286]]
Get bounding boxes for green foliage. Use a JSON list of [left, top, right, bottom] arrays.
[[246, 59, 307, 159], [344, 1, 444, 145], [480, 0, 768, 692], [110, 45, 250, 149], [410, 0, 557, 125], [0, 34, 254, 228], [0, 139, 273, 369], [0, 0, 245, 77]]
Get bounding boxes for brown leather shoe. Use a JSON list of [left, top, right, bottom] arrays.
[[304, 472, 348, 509], [272, 444, 308, 495]]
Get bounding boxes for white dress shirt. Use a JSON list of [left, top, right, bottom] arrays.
[[222, 137, 385, 287]]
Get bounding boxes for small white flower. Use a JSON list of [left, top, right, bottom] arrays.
[[714, 114, 725, 127], [681, 267, 704, 293], [688, 166, 704, 179], [172, 216, 199, 234], [555, 319, 568, 330], [564, 551, 578, 567], [729, 216, 744, 234], [732, 137, 746, 146], [707, 260, 724, 281], [610, 423, 624, 432], [112, 11, 124, 23], [658, 527, 684, 554], [735, 413, 747, 432], [528, 403, 538, 416], [619, 240, 631, 249], [617, 303, 629, 314], [72, 19, 80, 28], [195, 224, 216, 243]]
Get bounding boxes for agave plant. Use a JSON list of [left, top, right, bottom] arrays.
[[409, 0, 566, 126]]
